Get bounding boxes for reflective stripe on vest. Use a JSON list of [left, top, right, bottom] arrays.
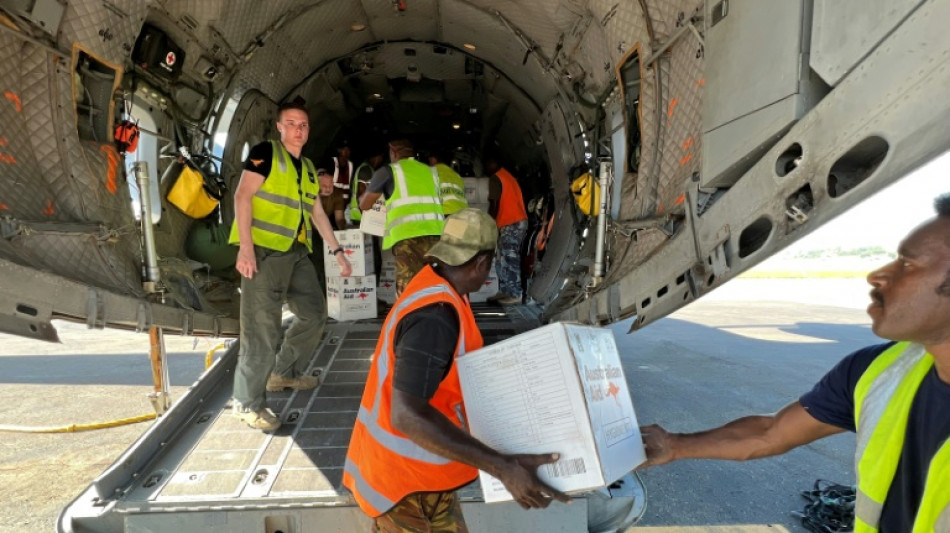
[[229, 140, 318, 252], [333, 157, 354, 190], [436, 163, 468, 216], [852, 342, 950, 532], [494, 168, 527, 227], [349, 162, 372, 222], [383, 158, 444, 250], [344, 266, 482, 517]]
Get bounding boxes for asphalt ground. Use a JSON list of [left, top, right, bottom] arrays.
[[0, 278, 877, 532]]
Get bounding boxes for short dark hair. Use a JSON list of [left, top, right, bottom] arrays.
[[278, 101, 308, 118], [935, 193, 950, 217], [389, 139, 414, 159], [935, 193, 950, 296]]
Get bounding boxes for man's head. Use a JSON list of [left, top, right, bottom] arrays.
[[388, 139, 414, 162], [484, 155, 500, 175], [425, 208, 498, 294], [866, 193, 950, 346], [336, 138, 351, 162], [316, 160, 332, 195], [276, 102, 309, 152], [427, 147, 447, 167]]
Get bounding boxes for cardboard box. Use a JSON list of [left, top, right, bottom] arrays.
[[325, 229, 374, 277], [381, 247, 396, 271], [463, 177, 490, 204], [457, 322, 645, 503], [467, 265, 499, 303], [377, 267, 397, 305], [359, 197, 387, 237], [327, 275, 377, 321]]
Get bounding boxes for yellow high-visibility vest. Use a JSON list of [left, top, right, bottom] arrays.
[[229, 140, 319, 252], [853, 342, 950, 533], [435, 163, 467, 216], [382, 158, 443, 250]]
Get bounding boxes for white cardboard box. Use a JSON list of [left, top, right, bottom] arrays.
[[325, 229, 375, 277], [377, 267, 397, 305], [457, 322, 645, 503], [467, 265, 499, 303], [327, 275, 377, 321], [359, 197, 388, 237], [463, 177, 490, 204], [381, 247, 396, 271]]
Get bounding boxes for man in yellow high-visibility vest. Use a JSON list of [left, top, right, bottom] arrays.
[[229, 102, 352, 432], [359, 139, 444, 295], [638, 193, 950, 532]]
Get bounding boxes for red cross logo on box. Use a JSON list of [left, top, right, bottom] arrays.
[[165, 51, 176, 66]]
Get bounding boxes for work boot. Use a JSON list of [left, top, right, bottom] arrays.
[[233, 405, 281, 431], [266, 373, 320, 392], [486, 293, 506, 302], [496, 295, 522, 305]]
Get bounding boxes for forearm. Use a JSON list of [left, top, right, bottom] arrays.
[[359, 191, 381, 211], [311, 209, 341, 250], [235, 193, 254, 248], [672, 415, 789, 461]]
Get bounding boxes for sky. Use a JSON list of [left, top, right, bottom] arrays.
[[780, 150, 950, 255]]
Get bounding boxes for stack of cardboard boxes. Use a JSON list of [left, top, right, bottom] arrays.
[[324, 230, 377, 321], [376, 248, 398, 305]]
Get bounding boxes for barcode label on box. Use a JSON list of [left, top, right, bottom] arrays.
[[546, 457, 586, 478]]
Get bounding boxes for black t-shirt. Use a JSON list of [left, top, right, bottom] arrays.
[[392, 302, 461, 399], [243, 141, 304, 181], [800, 342, 950, 532]]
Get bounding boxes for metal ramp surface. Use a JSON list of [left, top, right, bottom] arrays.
[[59, 303, 605, 533]]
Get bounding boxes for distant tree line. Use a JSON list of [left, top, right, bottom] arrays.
[[794, 246, 895, 259]]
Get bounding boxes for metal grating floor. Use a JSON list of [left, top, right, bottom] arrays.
[[119, 302, 538, 509]]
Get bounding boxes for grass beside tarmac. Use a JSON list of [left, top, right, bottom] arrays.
[[739, 270, 870, 279]]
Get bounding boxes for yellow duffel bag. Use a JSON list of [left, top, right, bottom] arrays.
[[570, 172, 600, 217], [167, 165, 219, 219]]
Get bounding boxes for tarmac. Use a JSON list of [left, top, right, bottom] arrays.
[[0, 277, 877, 532]]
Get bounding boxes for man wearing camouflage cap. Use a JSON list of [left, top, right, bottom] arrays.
[[345, 208, 569, 531]]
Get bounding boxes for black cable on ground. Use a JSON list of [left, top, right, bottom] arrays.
[[792, 479, 855, 533]]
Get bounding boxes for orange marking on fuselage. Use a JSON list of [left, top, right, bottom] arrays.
[[667, 97, 678, 118], [682, 137, 694, 151], [0, 153, 15, 165], [0, 204, 8, 210], [0, 137, 8, 147], [674, 194, 686, 205], [695, 78, 706, 87], [5, 91, 21, 112], [680, 153, 693, 166], [43, 200, 54, 216]]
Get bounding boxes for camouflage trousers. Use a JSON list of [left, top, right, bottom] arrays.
[[374, 491, 468, 533], [495, 220, 528, 299], [392, 235, 440, 295]]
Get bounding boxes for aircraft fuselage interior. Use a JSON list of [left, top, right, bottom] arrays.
[[1, 0, 949, 339]]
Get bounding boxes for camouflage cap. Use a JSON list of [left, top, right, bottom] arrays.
[[425, 208, 498, 266]]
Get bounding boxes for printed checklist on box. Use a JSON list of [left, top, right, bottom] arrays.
[[457, 322, 645, 503]]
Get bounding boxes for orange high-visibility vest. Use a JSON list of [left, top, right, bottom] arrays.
[[494, 168, 527, 228], [343, 265, 483, 517]]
